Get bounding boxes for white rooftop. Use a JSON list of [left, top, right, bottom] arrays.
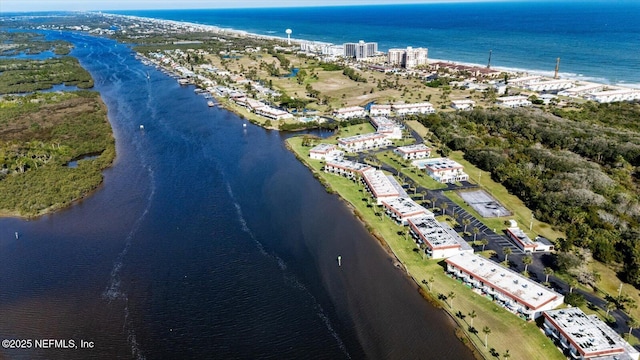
[[392, 102, 434, 109], [370, 116, 397, 127], [446, 253, 561, 310], [396, 143, 431, 153], [325, 159, 372, 172], [338, 132, 386, 144], [544, 308, 639, 360], [382, 197, 431, 218], [419, 157, 463, 171], [362, 169, 400, 198], [506, 226, 535, 247], [310, 143, 337, 153], [409, 216, 471, 250]]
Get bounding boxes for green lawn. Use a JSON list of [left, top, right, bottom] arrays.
[[287, 133, 565, 360], [447, 151, 566, 242]]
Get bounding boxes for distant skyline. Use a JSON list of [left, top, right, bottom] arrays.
[[2, 0, 550, 13]]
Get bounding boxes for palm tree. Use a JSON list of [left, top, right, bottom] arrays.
[[543, 267, 554, 283], [522, 255, 533, 274], [503, 349, 511, 360], [431, 197, 438, 210], [605, 300, 617, 317], [448, 291, 456, 309], [628, 317, 639, 338], [480, 238, 489, 252], [502, 247, 512, 263], [482, 326, 491, 348], [441, 202, 449, 216], [427, 276, 434, 291], [468, 310, 477, 327], [568, 278, 578, 293], [473, 227, 480, 242], [462, 218, 471, 233]]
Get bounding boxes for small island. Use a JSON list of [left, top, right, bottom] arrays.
[[0, 32, 114, 217]]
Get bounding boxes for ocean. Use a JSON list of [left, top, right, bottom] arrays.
[[111, 1, 640, 87]]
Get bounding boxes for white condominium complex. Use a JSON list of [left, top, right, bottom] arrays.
[[388, 46, 428, 69], [344, 40, 378, 59]]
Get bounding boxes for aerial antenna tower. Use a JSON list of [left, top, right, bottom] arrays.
[[554, 57, 560, 79], [487, 50, 492, 69]]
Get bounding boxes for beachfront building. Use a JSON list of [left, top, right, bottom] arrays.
[[333, 106, 366, 119], [394, 144, 432, 160], [445, 253, 564, 320], [337, 133, 392, 152], [382, 197, 430, 225], [542, 308, 640, 360], [414, 157, 469, 184], [524, 79, 575, 92], [388, 49, 405, 67], [451, 100, 476, 111], [309, 143, 344, 161], [387, 46, 428, 69], [409, 216, 473, 259], [495, 95, 532, 108], [361, 169, 401, 205], [324, 159, 372, 179], [557, 83, 605, 98], [586, 89, 640, 103], [370, 116, 402, 139], [369, 104, 392, 116], [392, 102, 436, 116], [505, 221, 555, 253], [344, 40, 378, 59]]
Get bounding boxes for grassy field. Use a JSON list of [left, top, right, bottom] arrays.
[[287, 131, 565, 360], [204, 52, 494, 112]]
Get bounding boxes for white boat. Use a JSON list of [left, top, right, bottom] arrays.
[[207, 101, 215, 107]]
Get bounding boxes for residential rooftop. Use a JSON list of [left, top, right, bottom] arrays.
[[325, 159, 372, 172], [543, 308, 640, 360], [362, 169, 400, 198], [409, 215, 471, 250], [338, 132, 387, 144], [382, 197, 431, 218], [445, 253, 562, 311], [396, 143, 431, 154], [420, 157, 464, 171]]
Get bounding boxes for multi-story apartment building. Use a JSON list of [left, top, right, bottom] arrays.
[[344, 40, 378, 59], [388, 46, 428, 69]]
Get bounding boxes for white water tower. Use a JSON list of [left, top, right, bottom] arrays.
[[285, 28, 292, 45]]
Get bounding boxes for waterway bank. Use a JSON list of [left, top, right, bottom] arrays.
[[285, 134, 564, 360], [0, 29, 475, 359]]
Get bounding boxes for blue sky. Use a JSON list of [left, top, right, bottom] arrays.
[[2, 0, 515, 12]]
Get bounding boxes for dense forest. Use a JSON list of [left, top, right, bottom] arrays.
[[0, 91, 115, 216], [0, 56, 94, 94], [412, 102, 640, 286]]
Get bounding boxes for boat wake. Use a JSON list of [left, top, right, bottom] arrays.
[[224, 182, 351, 358], [101, 164, 155, 360]]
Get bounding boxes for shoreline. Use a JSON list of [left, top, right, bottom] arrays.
[[284, 136, 562, 360], [105, 12, 640, 90]]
